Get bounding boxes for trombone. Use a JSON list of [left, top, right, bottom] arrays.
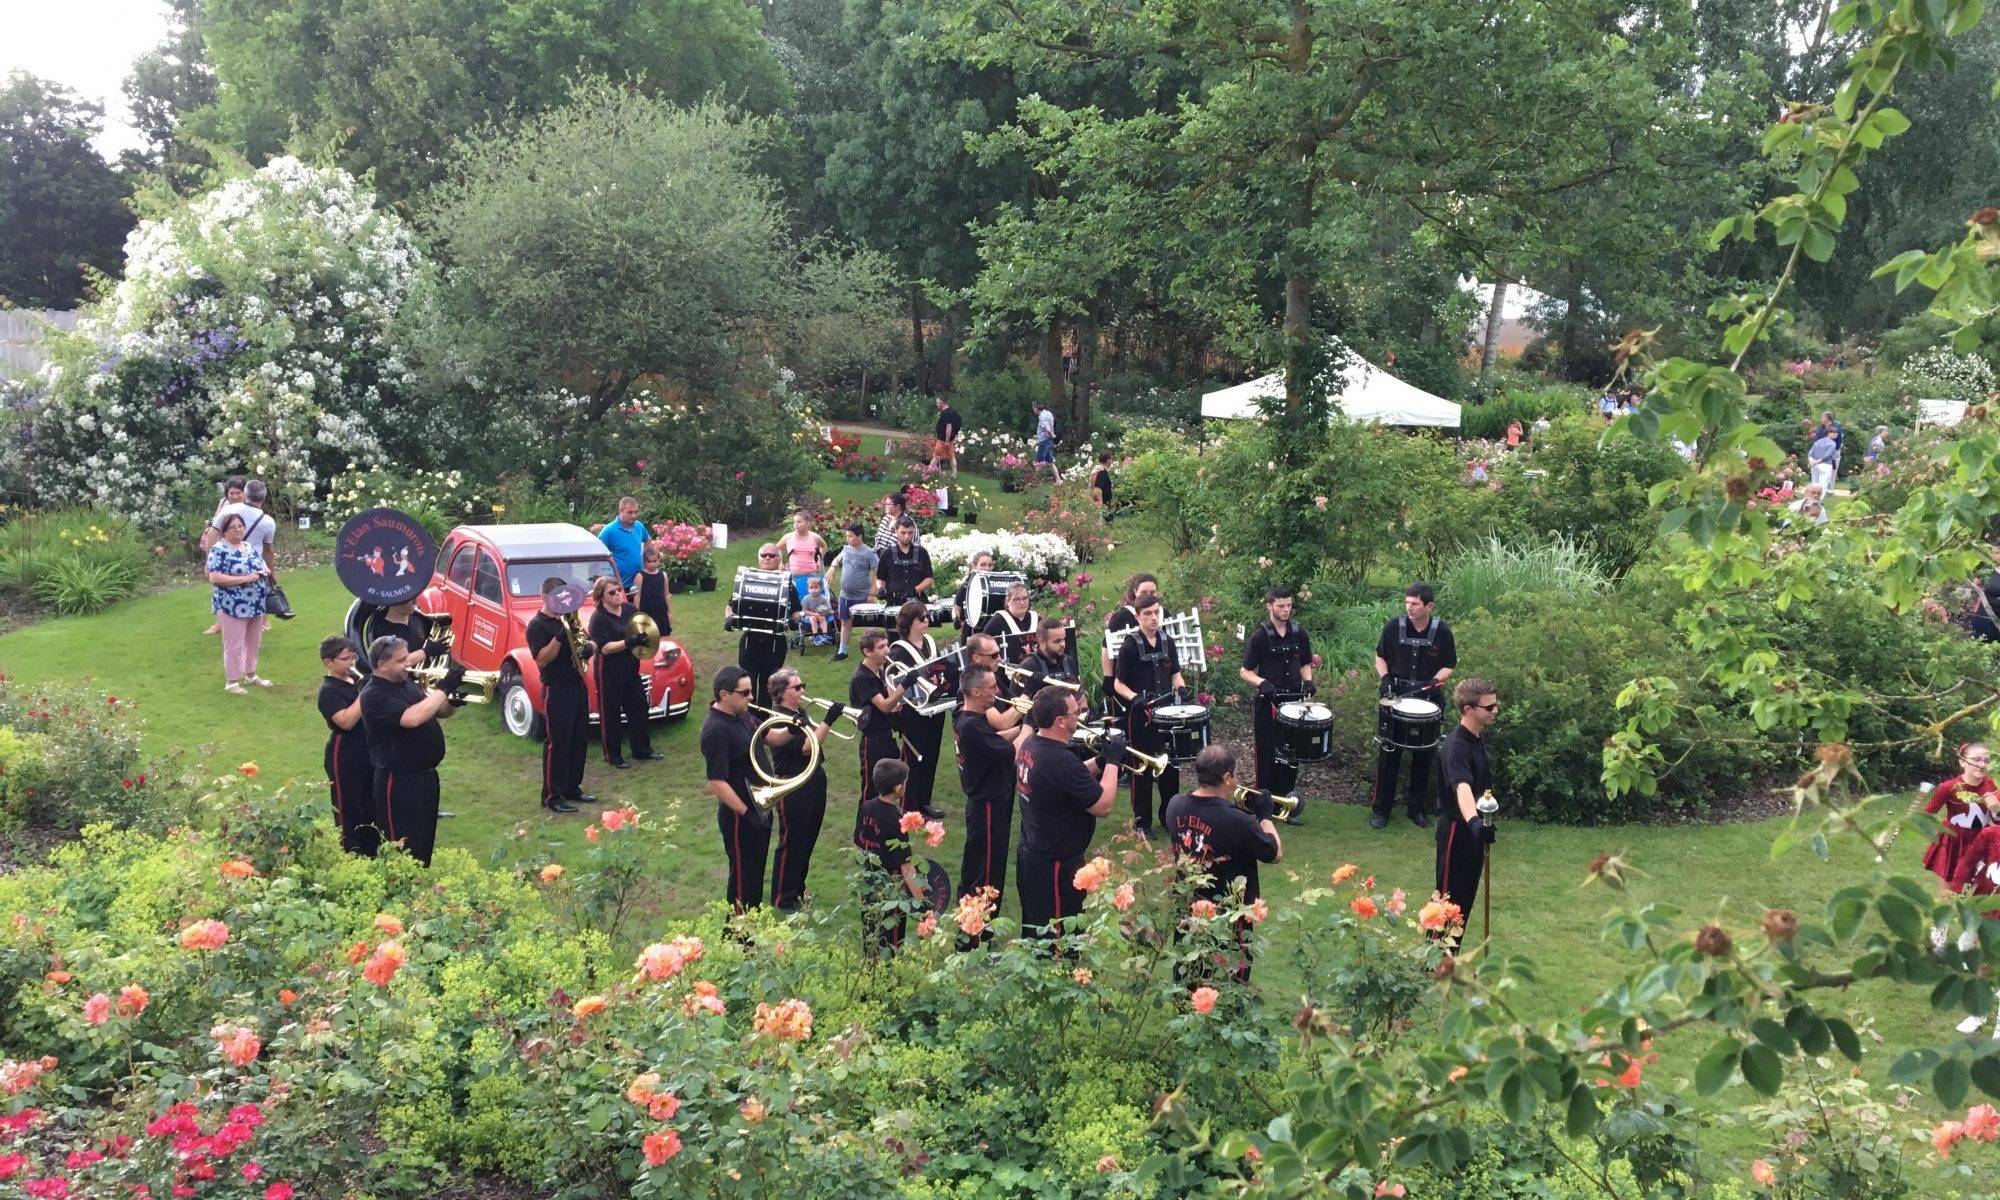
[[1072, 719, 1170, 777], [1229, 783, 1300, 823], [997, 660, 1081, 693]]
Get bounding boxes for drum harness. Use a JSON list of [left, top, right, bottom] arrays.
[[1384, 615, 1444, 701]]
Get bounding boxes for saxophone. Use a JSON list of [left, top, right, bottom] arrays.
[[561, 610, 590, 675]]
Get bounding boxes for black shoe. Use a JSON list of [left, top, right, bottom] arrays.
[[577, 793, 600, 805], [921, 807, 945, 822], [1282, 810, 1304, 827], [1408, 811, 1431, 829], [610, 760, 633, 770], [543, 799, 578, 815], [832, 650, 849, 662], [636, 751, 665, 761], [1133, 822, 1155, 840], [1368, 812, 1388, 829]]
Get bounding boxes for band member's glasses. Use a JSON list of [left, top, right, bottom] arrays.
[[1475, 701, 1499, 711]]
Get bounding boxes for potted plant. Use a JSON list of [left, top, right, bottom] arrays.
[[998, 453, 1025, 493], [961, 497, 981, 526], [865, 453, 887, 482]]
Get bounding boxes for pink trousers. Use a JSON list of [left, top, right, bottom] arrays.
[[219, 613, 264, 682]]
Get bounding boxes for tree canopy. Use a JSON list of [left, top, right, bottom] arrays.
[[0, 72, 134, 309]]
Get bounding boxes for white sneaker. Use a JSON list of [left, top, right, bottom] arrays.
[[1958, 1015, 1986, 1034], [244, 675, 273, 688], [224, 682, 247, 694]]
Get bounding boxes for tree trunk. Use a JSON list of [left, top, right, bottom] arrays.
[[910, 284, 928, 394], [1478, 280, 1510, 388], [1039, 324, 1068, 423], [1280, 1, 1315, 421], [1073, 308, 1100, 439]]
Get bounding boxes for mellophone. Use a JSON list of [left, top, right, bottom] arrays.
[[887, 642, 965, 718]]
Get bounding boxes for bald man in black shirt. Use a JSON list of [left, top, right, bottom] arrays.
[[1164, 744, 1281, 983], [1015, 687, 1123, 937]]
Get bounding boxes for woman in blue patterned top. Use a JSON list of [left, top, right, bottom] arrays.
[[205, 512, 272, 694]]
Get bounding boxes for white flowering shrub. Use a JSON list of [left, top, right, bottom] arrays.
[[1901, 349, 1995, 403], [926, 527, 1080, 587], [31, 158, 419, 527]]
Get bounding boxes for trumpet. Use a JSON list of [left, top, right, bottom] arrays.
[[1072, 720, 1169, 776], [410, 662, 500, 703], [1228, 783, 1300, 823], [998, 660, 1081, 693]]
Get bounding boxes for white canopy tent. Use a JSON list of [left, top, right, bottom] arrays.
[[1199, 352, 1461, 428]]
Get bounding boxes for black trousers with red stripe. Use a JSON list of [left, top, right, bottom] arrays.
[[594, 662, 653, 763], [899, 712, 946, 814], [542, 682, 589, 803], [1435, 818, 1485, 951], [718, 802, 771, 914], [1123, 708, 1181, 832], [1016, 844, 1087, 938], [373, 767, 440, 866], [1251, 697, 1300, 800], [771, 771, 826, 911], [958, 791, 1012, 909], [326, 736, 378, 857]]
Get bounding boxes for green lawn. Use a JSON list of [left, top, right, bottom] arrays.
[[0, 465, 1958, 1153]]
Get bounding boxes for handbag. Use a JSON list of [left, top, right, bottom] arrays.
[[265, 581, 296, 620]]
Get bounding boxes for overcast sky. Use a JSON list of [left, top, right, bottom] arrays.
[[1, 0, 174, 157]]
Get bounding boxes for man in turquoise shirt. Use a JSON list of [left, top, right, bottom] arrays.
[[594, 496, 649, 587]]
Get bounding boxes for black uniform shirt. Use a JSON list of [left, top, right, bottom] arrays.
[[1163, 792, 1278, 904], [1377, 615, 1456, 687], [588, 605, 642, 682], [362, 610, 432, 670], [1243, 620, 1313, 695], [527, 611, 584, 690], [953, 707, 1016, 805], [359, 676, 446, 773], [1435, 723, 1490, 833], [856, 796, 911, 877], [876, 544, 933, 603], [633, 570, 672, 634], [848, 663, 893, 737], [317, 677, 371, 762], [1024, 648, 1080, 696], [983, 609, 1040, 661], [1017, 733, 1100, 858], [1114, 629, 1181, 703], [699, 706, 759, 808], [769, 704, 823, 780]]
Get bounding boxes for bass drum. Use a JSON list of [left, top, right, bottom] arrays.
[[1274, 700, 1334, 765], [730, 568, 792, 636], [1151, 702, 1211, 767]]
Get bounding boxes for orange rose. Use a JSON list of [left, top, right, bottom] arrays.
[[1331, 863, 1358, 884], [539, 863, 565, 883], [641, 1128, 682, 1167], [114, 984, 148, 1018], [179, 919, 229, 951], [373, 913, 404, 936], [238, 763, 259, 777], [1189, 986, 1219, 1014], [739, 1097, 767, 1124], [217, 859, 257, 880], [572, 995, 608, 1018], [1350, 896, 1379, 919], [1750, 1159, 1775, 1187]]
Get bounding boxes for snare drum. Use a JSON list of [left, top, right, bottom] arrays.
[[1274, 700, 1334, 765], [927, 598, 956, 629], [1378, 696, 1443, 752], [847, 602, 899, 629], [730, 568, 791, 637], [1151, 702, 1211, 767]]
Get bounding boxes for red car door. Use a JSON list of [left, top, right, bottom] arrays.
[[462, 546, 509, 674]]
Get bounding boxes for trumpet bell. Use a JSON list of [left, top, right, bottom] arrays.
[[410, 663, 500, 703]]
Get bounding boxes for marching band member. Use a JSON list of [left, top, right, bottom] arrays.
[[362, 598, 441, 672], [1923, 743, 1996, 886], [317, 635, 377, 857], [889, 600, 950, 820], [981, 581, 1041, 662], [954, 664, 1026, 944], [729, 544, 798, 708], [857, 758, 925, 954], [633, 543, 674, 637], [1016, 687, 1123, 938], [1100, 573, 1158, 723], [1024, 621, 1081, 698], [1371, 582, 1457, 830], [1163, 744, 1281, 982], [359, 635, 460, 866], [848, 630, 906, 822], [700, 667, 769, 914], [527, 579, 595, 815], [1239, 586, 1313, 826], [1113, 594, 1186, 839], [875, 518, 934, 605], [952, 550, 997, 644], [961, 633, 1012, 709], [587, 577, 662, 770], [762, 668, 844, 911], [1435, 679, 1499, 950]]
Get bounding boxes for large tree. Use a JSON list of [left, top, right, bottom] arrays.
[[120, 0, 217, 193], [921, 0, 1720, 423], [0, 73, 133, 309], [186, 0, 790, 207]]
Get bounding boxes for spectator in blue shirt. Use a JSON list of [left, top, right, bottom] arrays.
[[593, 496, 649, 587]]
